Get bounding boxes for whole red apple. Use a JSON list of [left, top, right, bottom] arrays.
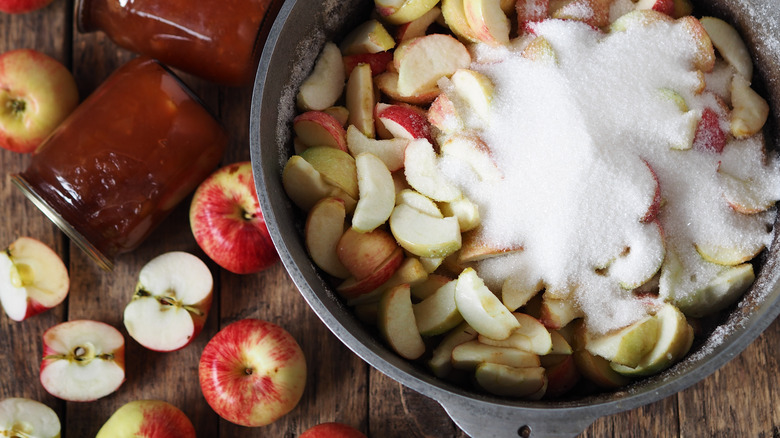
[[190, 161, 278, 274], [0, 49, 78, 152], [95, 400, 196, 438], [300, 422, 367, 438], [199, 319, 307, 427], [0, 0, 55, 14]]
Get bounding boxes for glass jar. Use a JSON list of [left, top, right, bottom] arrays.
[[13, 57, 228, 270], [75, 0, 280, 86]]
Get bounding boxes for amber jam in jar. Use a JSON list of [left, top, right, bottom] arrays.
[[76, 0, 281, 86], [13, 57, 227, 270]]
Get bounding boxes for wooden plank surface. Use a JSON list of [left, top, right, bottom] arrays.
[[0, 1, 778, 437]]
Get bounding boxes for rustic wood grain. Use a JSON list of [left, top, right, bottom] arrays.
[[0, 1, 778, 437]]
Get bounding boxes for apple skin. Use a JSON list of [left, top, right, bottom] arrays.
[[199, 319, 307, 427], [0, 49, 78, 152], [96, 400, 196, 438], [0, 0, 55, 14], [190, 161, 278, 274], [300, 422, 367, 438]]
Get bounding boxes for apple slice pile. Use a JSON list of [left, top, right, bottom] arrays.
[[280, 0, 777, 399]]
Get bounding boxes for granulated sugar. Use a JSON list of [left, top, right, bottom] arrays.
[[440, 18, 780, 334]]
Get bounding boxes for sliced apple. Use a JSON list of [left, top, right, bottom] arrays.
[[573, 349, 631, 388], [502, 271, 544, 312], [389, 203, 462, 257], [479, 313, 553, 355], [549, 329, 573, 355], [346, 64, 376, 138], [700, 16, 753, 81], [337, 227, 399, 280], [340, 19, 396, 55], [634, 0, 674, 16], [678, 16, 716, 73], [396, 6, 442, 41], [282, 155, 357, 212], [420, 254, 444, 273], [440, 135, 503, 182], [336, 247, 404, 299], [395, 34, 471, 97], [451, 340, 540, 370], [542, 354, 580, 398], [521, 35, 558, 64], [413, 279, 464, 336], [411, 274, 453, 300], [610, 303, 692, 376], [305, 197, 350, 278], [516, 0, 550, 30], [378, 284, 426, 359], [463, 0, 511, 45], [428, 93, 463, 134], [0, 237, 68, 322], [441, 0, 481, 42], [297, 42, 345, 111], [584, 315, 659, 368], [352, 153, 396, 232], [374, 72, 440, 105], [375, 103, 433, 142], [608, 221, 666, 290], [348, 257, 430, 306], [439, 196, 481, 233], [300, 146, 359, 200], [454, 267, 519, 340], [730, 73, 769, 139], [293, 111, 348, 152], [539, 296, 583, 330], [720, 170, 778, 215], [346, 125, 408, 172], [675, 263, 754, 317], [376, 0, 441, 25], [551, 0, 611, 28], [428, 321, 478, 377], [694, 239, 764, 266], [609, 9, 672, 32], [458, 230, 523, 263], [343, 51, 394, 77], [323, 106, 350, 126], [395, 189, 442, 217], [474, 363, 547, 398], [404, 138, 462, 202]]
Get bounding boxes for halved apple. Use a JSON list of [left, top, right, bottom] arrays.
[[474, 363, 547, 398], [413, 279, 463, 336], [451, 340, 540, 370], [305, 197, 350, 278], [454, 268, 519, 340], [0, 237, 68, 322], [297, 42, 345, 111], [378, 284, 426, 359], [352, 153, 396, 232], [0, 398, 60, 438], [389, 203, 462, 257]]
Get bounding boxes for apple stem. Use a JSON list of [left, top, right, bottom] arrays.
[[243, 210, 256, 221]]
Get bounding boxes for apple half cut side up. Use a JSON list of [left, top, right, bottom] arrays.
[[40, 320, 126, 402], [0, 237, 69, 322], [123, 251, 213, 352], [198, 319, 307, 427], [190, 161, 278, 275], [0, 398, 60, 438]]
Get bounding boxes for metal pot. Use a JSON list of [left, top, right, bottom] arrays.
[[249, 2, 780, 436]]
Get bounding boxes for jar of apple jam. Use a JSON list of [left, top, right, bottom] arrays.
[[75, 0, 281, 86], [12, 57, 227, 270]]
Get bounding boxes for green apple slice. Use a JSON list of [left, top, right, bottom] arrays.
[[389, 203, 462, 257], [454, 268, 520, 340], [282, 155, 357, 212], [584, 315, 659, 368], [428, 321, 478, 378], [675, 263, 754, 318], [413, 279, 463, 336], [474, 363, 546, 398], [378, 284, 426, 360], [610, 303, 693, 376], [300, 147, 359, 200], [451, 340, 540, 371]]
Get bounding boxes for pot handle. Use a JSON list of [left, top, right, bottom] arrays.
[[439, 398, 595, 438]]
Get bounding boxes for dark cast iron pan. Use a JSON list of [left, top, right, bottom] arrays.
[[249, 1, 780, 436]]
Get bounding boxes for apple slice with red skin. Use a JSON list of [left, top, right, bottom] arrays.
[[305, 197, 350, 279], [441, 0, 481, 43], [96, 400, 196, 438], [678, 16, 716, 73], [428, 93, 463, 134], [343, 51, 393, 77], [300, 422, 367, 438], [293, 111, 348, 151], [516, 0, 549, 31], [347, 257, 429, 306], [378, 284, 426, 359], [634, 0, 674, 16], [0, 236, 68, 321], [40, 320, 126, 401], [640, 160, 662, 223], [458, 230, 522, 263], [375, 103, 433, 142], [692, 107, 727, 153], [340, 19, 396, 55], [395, 7, 441, 41], [199, 319, 306, 427], [463, 0, 511, 46], [0, 398, 60, 438], [0, 49, 79, 153], [542, 354, 581, 398], [190, 162, 278, 274], [337, 227, 399, 280], [374, 72, 440, 106], [337, 247, 405, 300], [123, 251, 213, 352], [297, 42, 345, 111], [539, 296, 583, 330]]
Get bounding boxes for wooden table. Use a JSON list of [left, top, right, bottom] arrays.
[[1, 2, 778, 437]]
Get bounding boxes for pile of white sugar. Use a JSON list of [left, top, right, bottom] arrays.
[[439, 18, 780, 334]]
